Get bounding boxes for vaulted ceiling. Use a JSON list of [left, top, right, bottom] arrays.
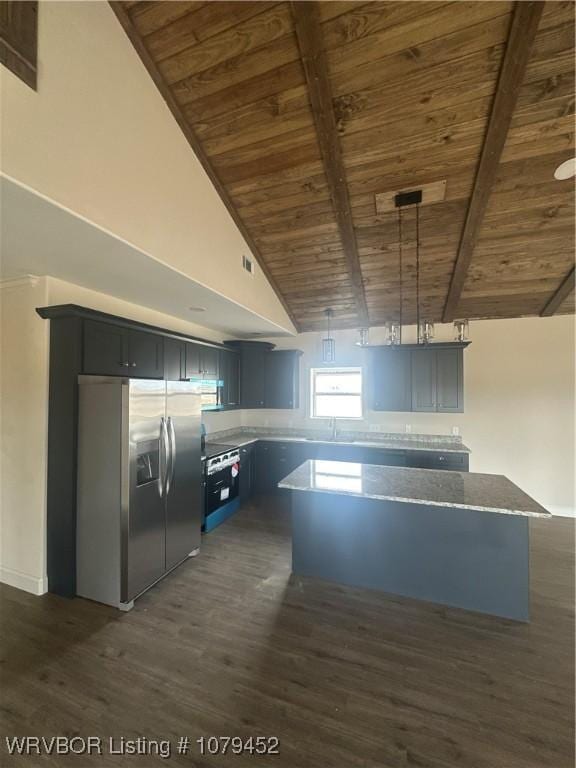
[[112, 0, 575, 331]]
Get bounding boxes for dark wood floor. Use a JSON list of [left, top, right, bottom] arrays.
[[1, 498, 574, 767]]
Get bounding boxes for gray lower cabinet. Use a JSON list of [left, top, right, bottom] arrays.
[[405, 451, 469, 472], [255, 442, 304, 493], [239, 444, 255, 502], [244, 440, 468, 502]]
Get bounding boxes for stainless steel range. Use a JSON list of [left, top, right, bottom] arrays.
[[203, 443, 240, 532]]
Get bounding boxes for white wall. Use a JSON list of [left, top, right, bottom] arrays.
[[0, 275, 240, 595], [0, 277, 50, 594], [210, 316, 576, 516], [0, 0, 293, 333], [47, 277, 226, 344]]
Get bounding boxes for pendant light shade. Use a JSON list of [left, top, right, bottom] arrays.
[[386, 321, 401, 345], [418, 320, 435, 344], [453, 319, 469, 342], [356, 327, 370, 347], [322, 308, 335, 363]]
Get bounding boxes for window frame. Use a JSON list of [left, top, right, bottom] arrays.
[[309, 366, 364, 420]]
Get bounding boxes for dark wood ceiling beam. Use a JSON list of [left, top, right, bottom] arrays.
[[442, 1, 545, 323], [540, 267, 575, 317], [290, 1, 369, 327], [108, 1, 300, 332]]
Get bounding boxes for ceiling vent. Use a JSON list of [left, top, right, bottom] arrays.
[[242, 254, 255, 276]]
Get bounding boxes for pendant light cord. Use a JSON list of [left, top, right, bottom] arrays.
[[416, 203, 420, 343], [398, 206, 403, 344]]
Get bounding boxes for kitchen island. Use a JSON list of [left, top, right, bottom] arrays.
[[278, 461, 551, 622]]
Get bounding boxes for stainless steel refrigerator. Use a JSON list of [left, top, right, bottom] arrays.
[[76, 376, 202, 610]]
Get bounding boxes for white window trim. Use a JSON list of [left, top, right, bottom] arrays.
[[309, 366, 364, 420]]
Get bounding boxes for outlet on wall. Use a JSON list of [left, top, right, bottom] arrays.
[[452, 426, 460, 436], [405, 424, 412, 434], [369, 424, 380, 432]]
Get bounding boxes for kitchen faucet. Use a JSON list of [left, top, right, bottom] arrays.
[[330, 417, 338, 441]]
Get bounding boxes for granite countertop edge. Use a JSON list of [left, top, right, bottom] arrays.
[[276, 480, 550, 518], [211, 431, 471, 454]]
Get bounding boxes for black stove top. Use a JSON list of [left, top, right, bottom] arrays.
[[202, 442, 238, 461]]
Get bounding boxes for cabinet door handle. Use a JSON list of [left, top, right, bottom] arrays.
[[131, 362, 137, 368]]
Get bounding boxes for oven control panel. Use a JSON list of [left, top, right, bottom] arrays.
[[206, 449, 240, 476]]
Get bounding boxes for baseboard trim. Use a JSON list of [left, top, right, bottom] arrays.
[[548, 505, 576, 518], [0, 566, 47, 595]]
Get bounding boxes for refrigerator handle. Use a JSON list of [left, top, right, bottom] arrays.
[[167, 417, 176, 494], [159, 417, 170, 497]]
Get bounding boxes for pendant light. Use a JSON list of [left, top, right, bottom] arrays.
[[387, 321, 401, 345], [321, 308, 335, 363], [391, 200, 405, 344], [413, 201, 435, 344], [355, 327, 370, 347], [453, 319, 469, 342]]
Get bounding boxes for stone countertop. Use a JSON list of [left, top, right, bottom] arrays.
[[211, 430, 471, 454], [277, 460, 550, 518]]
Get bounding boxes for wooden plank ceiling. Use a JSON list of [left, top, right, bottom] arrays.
[[112, 0, 575, 331]]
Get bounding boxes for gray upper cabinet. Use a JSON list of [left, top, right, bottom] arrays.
[[83, 320, 125, 376], [411, 347, 464, 413], [240, 346, 267, 408], [185, 342, 201, 378], [265, 350, 301, 409], [219, 350, 240, 407], [436, 348, 463, 412], [164, 338, 186, 380], [126, 329, 164, 378], [411, 349, 437, 412], [370, 348, 412, 411], [224, 340, 301, 410], [185, 342, 219, 379], [201, 347, 219, 379], [369, 344, 465, 413], [83, 320, 163, 378]]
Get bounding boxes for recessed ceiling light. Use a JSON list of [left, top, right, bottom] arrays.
[[553, 158, 576, 180], [188, 306, 206, 312]]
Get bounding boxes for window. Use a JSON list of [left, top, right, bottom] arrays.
[[310, 367, 362, 419]]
